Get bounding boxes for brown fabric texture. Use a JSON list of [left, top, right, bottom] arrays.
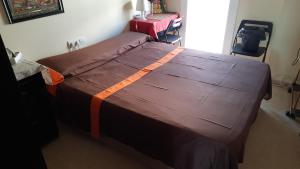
[[38, 33, 272, 169], [38, 32, 151, 77]]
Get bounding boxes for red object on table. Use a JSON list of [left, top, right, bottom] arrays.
[[130, 13, 179, 40]]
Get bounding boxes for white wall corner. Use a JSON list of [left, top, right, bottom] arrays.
[[223, 0, 240, 54]]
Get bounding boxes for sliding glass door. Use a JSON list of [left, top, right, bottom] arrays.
[[185, 0, 238, 54]]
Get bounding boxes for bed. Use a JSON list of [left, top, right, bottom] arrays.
[[38, 32, 272, 169]]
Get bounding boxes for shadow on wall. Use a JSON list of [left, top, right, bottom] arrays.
[[268, 49, 287, 84], [283, 29, 300, 84], [0, 2, 9, 25], [268, 45, 300, 85], [285, 49, 300, 84], [123, 0, 134, 33]]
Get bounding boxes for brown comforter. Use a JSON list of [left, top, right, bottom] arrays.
[[38, 32, 272, 169]]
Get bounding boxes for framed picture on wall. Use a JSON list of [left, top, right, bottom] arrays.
[[2, 0, 64, 24]]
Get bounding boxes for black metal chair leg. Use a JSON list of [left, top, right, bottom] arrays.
[[286, 85, 300, 120], [287, 87, 296, 119], [262, 53, 267, 63]]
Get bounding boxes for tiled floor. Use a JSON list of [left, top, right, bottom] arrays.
[[43, 86, 300, 169], [239, 86, 300, 169]]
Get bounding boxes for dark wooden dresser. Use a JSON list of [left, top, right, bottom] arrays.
[[13, 59, 59, 146]]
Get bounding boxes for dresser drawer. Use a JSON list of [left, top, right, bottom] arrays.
[[18, 72, 59, 145]]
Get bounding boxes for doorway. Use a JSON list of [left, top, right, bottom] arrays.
[[185, 0, 239, 54]]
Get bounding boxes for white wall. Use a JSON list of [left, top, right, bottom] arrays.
[[236, 0, 300, 84], [0, 0, 134, 61], [167, 0, 300, 84], [223, 0, 240, 54], [2, 0, 299, 83]]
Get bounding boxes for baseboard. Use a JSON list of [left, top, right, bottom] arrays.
[[272, 79, 291, 88]]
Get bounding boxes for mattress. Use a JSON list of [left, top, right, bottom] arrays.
[[38, 32, 272, 169]]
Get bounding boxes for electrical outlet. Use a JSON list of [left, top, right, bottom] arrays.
[[77, 36, 87, 46], [67, 36, 87, 52], [67, 41, 77, 51]]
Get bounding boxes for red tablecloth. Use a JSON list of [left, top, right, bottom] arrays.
[[130, 13, 179, 39]]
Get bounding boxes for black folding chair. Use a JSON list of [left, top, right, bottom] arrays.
[[286, 48, 300, 120], [158, 17, 183, 46], [231, 20, 273, 62]]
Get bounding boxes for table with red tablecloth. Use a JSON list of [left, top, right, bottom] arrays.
[[130, 13, 179, 40]]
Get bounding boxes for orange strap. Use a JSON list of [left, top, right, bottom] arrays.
[[90, 47, 184, 139], [48, 68, 64, 85], [46, 68, 64, 96], [47, 85, 58, 96]]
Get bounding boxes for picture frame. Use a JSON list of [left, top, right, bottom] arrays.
[[2, 0, 64, 24]]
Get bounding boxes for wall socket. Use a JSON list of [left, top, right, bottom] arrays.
[[67, 36, 87, 52]]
